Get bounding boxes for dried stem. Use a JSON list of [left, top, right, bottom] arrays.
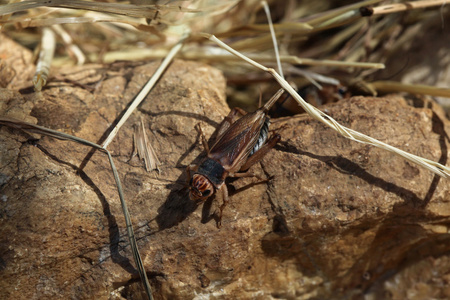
[[369, 0, 448, 16], [205, 34, 450, 179], [102, 32, 189, 149], [51, 24, 85, 65], [371, 81, 450, 98], [0, 117, 154, 300], [262, 1, 283, 79], [33, 27, 56, 91]]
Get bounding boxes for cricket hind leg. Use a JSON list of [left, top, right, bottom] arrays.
[[240, 133, 281, 171], [214, 133, 280, 228], [216, 184, 229, 228], [215, 133, 280, 227], [195, 123, 210, 154], [221, 133, 280, 191]]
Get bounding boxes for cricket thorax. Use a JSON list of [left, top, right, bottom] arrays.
[[197, 158, 226, 186]]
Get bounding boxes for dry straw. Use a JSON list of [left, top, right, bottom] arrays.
[[205, 34, 450, 179], [33, 27, 56, 91]]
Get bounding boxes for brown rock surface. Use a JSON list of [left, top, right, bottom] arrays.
[[1, 34, 450, 299]]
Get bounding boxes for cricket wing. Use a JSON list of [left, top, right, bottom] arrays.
[[209, 111, 266, 171]]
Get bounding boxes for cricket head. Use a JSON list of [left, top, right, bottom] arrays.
[[189, 174, 215, 201]]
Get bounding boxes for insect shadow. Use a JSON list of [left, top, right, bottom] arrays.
[[154, 112, 224, 230], [277, 140, 423, 205]]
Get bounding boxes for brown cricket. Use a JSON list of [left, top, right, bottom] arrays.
[[186, 88, 285, 226]]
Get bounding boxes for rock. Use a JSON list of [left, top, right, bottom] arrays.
[[0, 34, 36, 90], [264, 95, 450, 299], [1, 34, 450, 299]]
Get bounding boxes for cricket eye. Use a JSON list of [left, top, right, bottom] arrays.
[[202, 189, 211, 197]]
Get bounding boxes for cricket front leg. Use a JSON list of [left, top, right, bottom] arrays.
[[186, 164, 197, 185], [240, 133, 281, 171], [195, 123, 211, 154], [216, 184, 229, 228], [228, 169, 265, 182]]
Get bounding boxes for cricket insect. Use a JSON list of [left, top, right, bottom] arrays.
[[187, 88, 285, 226]]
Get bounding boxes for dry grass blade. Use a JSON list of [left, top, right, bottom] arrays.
[[134, 117, 161, 173], [51, 24, 85, 65], [0, 116, 102, 149], [3, 15, 163, 36], [369, 0, 448, 15], [370, 81, 450, 98], [0, 0, 198, 19], [239, 22, 313, 33], [286, 67, 340, 87], [206, 34, 450, 179], [33, 27, 56, 91], [106, 150, 153, 300], [262, 1, 283, 79], [304, 0, 384, 27], [102, 32, 188, 149], [0, 116, 154, 300], [256, 54, 385, 69], [100, 49, 385, 69]]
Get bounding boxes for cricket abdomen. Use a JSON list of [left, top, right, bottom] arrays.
[[249, 118, 270, 156]]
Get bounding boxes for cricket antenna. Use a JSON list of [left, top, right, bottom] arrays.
[[258, 87, 262, 107]]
